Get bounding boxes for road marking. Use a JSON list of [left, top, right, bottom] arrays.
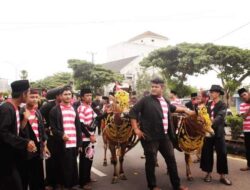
[[77, 158, 106, 177], [91, 167, 107, 177], [228, 155, 247, 162]]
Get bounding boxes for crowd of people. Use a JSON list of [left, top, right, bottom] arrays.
[[0, 81, 105, 190], [0, 78, 249, 190]]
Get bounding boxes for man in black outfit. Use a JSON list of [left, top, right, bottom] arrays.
[[200, 85, 232, 185], [39, 87, 61, 189], [18, 88, 49, 190], [185, 92, 198, 111], [129, 77, 191, 190], [49, 86, 82, 190], [91, 93, 103, 135], [0, 80, 37, 190]]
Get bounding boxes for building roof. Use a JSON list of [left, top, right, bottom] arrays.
[[128, 31, 168, 42], [102, 56, 138, 72]]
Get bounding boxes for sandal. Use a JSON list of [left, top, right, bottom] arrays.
[[204, 174, 212, 182], [220, 177, 232, 185], [240, 167, 250, 171]]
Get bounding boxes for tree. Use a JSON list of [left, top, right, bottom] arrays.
[[135, 70, 195, 98], [91, 65, 123, 91], [202, 44, 250, 106], [136, 70, 152, 98], [140, 43, 250, 103], [68, 59, 94, 89], [20, 70, 28, 80], [140, 43, 202, 97], [30, 72, 72, 89], [140, 43, 206, 85], [167, 79, 197, 98], [68, 59, 123, 92]]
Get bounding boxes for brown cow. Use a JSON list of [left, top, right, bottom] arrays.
[[172, 104, 214, 180]]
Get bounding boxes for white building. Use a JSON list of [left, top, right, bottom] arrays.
[[0, 78, 10, 92], [102, 31, 169, 94], [107, 31, 169, 62]]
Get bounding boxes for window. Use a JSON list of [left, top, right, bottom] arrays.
[[125, 73, 133, 80], [126, 76, 133, 80]]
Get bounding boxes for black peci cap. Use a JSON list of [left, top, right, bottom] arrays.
[[170, 90, 177, 95], [46, 87, 61, 100], [191, 92, 198, 98], [30, 88, 39, 94], [150, 77, 164, 84], [80, 88, 92, 96], [11, 80, 30, 93], [102, 96, 109, 101]]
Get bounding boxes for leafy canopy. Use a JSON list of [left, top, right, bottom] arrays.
[[68, 59, 123, 91], [30, 72, 72, 89], [140, 43, 250, 99]]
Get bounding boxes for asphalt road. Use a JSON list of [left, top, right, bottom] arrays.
[[86, 136, 250, 190]]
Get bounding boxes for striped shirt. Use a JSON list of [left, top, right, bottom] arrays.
[[60, 104, 77, 148], [16, 110, 20, 135], [28, 109, 39, 142], [170, 98, 182, 107], [240, 102, 250, 132], [77, 102, 96, 141], [210, 101, 215, 120], [158, 97, 169, 134]]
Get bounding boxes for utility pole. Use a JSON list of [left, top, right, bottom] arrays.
[[86, 51, 97, 64]]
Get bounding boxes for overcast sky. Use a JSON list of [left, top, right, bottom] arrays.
[[0, 0, 250, 88]]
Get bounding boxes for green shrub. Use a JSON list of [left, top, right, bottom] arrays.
[[226, 115, 243, 140]]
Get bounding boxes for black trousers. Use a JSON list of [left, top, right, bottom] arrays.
[[0, 167, 23, 190], [200, 136, 228, 174], [18, 157, 44, 190], [79, 141, 94, 186], [141, 135, 180, 190], [57, 147, 78, 188], [45, 136, 58, 188], [244, 132, 250, 167], [96, 119, 102, 135]]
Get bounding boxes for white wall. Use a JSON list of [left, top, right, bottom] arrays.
[[120, 56, 144, 89], [107, 42, 156, 62], [104, 33, 169, 92], [107, 35, 168, 62], [0, 78, 10, 92], [132, 37, 168, 47]]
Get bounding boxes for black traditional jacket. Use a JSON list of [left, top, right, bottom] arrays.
[[207, 100, 227, 137], [20, 107, 48, 159], [39, 100, 56, 130], [0, 102, 28, 175], [49, 105, 82, 150], [129, 95, 177, 144]]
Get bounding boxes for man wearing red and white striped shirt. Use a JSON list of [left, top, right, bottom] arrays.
[[169, 90, 182, 107], [77, 88, 97, 190], [130, 77, 193, 190], [19, 88, 49, 190], [238, 88, 250, 171], [50, 86, 82, 189]]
